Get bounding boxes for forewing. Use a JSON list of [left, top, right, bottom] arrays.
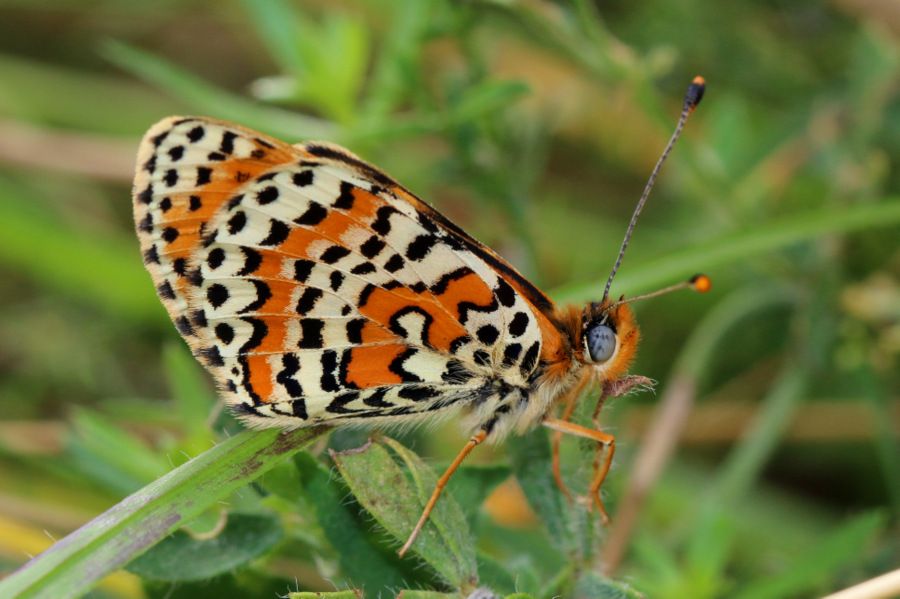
[[133, 117, 556, 428]]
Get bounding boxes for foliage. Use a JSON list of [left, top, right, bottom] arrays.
[[0, 0, 898, 597]]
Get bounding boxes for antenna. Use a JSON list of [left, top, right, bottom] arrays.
[[601, 76, 706, 303], [602, 274, 711, 317]]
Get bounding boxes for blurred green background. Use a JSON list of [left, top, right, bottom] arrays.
[[0, 0, 898, 597]]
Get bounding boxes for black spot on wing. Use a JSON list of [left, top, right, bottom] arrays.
[[371, 205, 400, 236], [294, 259, 315, 283], [388, 306, 434, 347], [227, 211, 247, 235], [326, 391, 362, 414], [236, 247, 263, 276], [334, 181, 355, 209], [198, 346, 224, 367], [276, 354, 304, 400], [297, 319, 324, 349], [520, 341, 540, 377], [508, 311, 530, 337], [320, 349, 340, 392], [405, 234, 437, 261], [196, 167, 212, 186], [360, 235, 386, 258], [257, 186, 279, 204], [304, 144, 396, 187], [157, 281, 176, 300], [320, 245, 351, 264], [293, 170, 313, 187], [206, 247, 226, 270], [363, 388, 394, 408], [237, 280, 272, 314], [259, 219, 290, 246], [206, 283, 229, 308], [296, 288, 323, 315], [398, 386, 440, 401], [294, 202, 328, 226], [239, 317, 268, 353], [431, 267, 474, 295], [388, 348, 424, 383], [187, 126, 205, 142], [215, 322, 235, 345], [174, 315, 194, 337], [220, 131, 237, 154]]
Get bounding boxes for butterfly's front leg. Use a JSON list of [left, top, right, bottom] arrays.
[[550, 374, 593, 503], [542, 416, 615, 523]]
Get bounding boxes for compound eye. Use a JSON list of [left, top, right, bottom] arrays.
[[585, 324, 616, 363]]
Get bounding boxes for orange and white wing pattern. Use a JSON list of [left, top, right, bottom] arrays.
[[133, 117, 571, 440]]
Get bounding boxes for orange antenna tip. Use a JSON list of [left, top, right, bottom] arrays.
[[690, 274, 712, 293], [685, 77, 706, 112]]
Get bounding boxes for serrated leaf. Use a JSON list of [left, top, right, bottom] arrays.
[[126, 512, 283, 581], [292, 451, 407, 591], [331, 438, 477, 587], [506, 428, 571, 553], [573, 572, 645, 599]]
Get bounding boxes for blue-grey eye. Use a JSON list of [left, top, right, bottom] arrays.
[[585, 324, 616, 363]]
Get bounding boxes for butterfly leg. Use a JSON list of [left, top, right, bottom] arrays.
[[398, 430, 488, 557], [541, 417, 615, 524], [551, 374, 592, 502]]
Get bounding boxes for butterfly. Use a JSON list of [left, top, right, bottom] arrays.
[[132, 77, 707, 556]]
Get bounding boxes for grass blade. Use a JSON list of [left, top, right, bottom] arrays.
[[0, 426, 327, 599]]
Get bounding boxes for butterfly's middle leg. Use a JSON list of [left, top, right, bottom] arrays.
[[550, 374, 592, 502], [398, 429, 487, 557], [542, 417, 615, 524]]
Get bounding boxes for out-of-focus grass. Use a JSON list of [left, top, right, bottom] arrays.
[[0, 0, 898, 598]]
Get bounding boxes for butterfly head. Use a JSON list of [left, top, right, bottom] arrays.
[[579, 299, 640, 381]]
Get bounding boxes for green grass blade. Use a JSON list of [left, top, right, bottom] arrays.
[[0, 177, 163, 322], [0, 426, 327, 599], [125, 512, 284, 581], [555, 200, 900, 301], [732, 512, 886, 599], [101, 40, 338, 141]]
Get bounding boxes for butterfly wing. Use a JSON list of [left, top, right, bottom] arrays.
[[134, 117, 566, 435]]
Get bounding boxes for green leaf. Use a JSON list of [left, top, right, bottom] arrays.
[[126, 512, 283, 581], [292, 451, 408, 591], [66, 408, 171, 494], [507, 428, 571, 553], [0, 427, 326, 599], [574, 572, 646, 599], [330, 438, 478, 587]]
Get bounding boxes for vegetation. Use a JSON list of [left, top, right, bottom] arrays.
[[0, 1, 898, 597]]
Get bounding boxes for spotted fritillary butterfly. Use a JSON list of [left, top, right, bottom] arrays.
[[133, 77, 708, 555]]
